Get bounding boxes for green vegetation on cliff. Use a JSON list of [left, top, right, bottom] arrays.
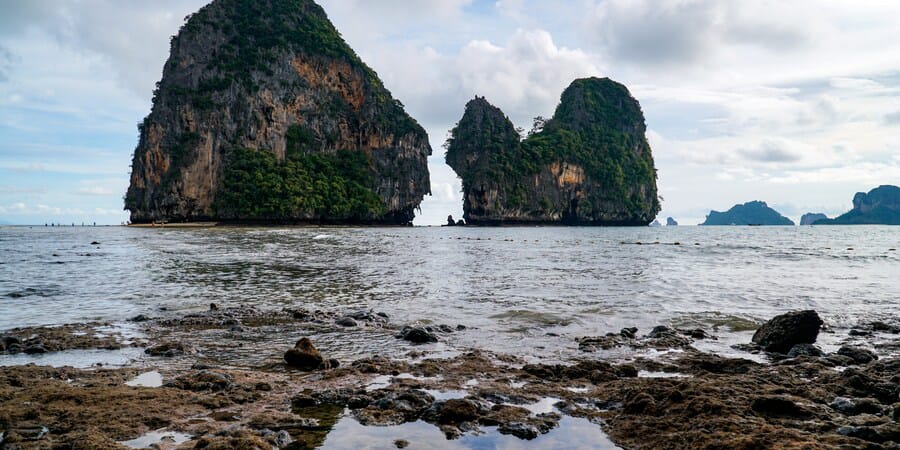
[[126, 0, 431, 224], [214, 126, 384, 221], [816, 185, 900, 225], [445, 77, 659, 224]]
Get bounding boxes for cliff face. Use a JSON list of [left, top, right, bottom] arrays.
[[817, 185, 900, 225], [125, 0, 431, 224], [701, 201, 794, 226], [444, 78, 660, 225]]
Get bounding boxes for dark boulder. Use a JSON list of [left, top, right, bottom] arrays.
[[836, 346, 878, 365], [620, 327, 638, 339], [335, 317, 358, 327], [830, 397, 884, 416], [751, 310, 823, 353], [396, 326, 438, 344], [23, 344, 47, 354], [284, 337, 324, 371], [436, 399, 479, 425], [145, 342, 189, 357], [786, 343, 824, 358]]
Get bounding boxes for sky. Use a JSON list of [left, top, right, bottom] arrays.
[[1, 0, 899, 225]]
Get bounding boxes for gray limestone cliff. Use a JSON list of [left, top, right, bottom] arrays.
[[444, 78, 660, 225], [125, 0, 431, 224]]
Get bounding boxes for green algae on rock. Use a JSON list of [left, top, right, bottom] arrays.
[[445, 77, 660, 225], [125, 0, 431, 225]]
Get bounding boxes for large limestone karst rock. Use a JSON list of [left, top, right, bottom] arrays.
[[444, 77, 660, 225], [125, 0, 431, 224]]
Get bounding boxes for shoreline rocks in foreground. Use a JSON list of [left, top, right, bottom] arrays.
[[0, 308, 898, 449]]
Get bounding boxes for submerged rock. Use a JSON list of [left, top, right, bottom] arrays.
[[396, 326, 438, 344], [837, 346, 878, 365], [786, 343, 824, 358], [751, 310, 823, 353], [284, 338, 325, 371]]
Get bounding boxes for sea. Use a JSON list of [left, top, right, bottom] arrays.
[[1, 225, 897, 366]]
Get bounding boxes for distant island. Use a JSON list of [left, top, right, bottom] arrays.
[[444, 77, 660, 226], [800, 213, 828, 225], [815, 185, 900, 225], [125, 0, 431, 225], [666, 217, 678, 226], [701, 201, 794, 226]]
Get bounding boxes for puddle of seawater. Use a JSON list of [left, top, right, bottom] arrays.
[[509, 381, 527, 389], [519, 397, 561, 414], [317, 415, 620, 449], [366, 373, 442, 390], [638, 370, 690, 378], [119, 430, 191, 449], [125, 370, 163, 387], [0, 347, 145, 369], [566, 386, 590, 393], [423, 389, 468, 401]]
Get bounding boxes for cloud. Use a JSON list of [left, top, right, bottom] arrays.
[[738, 140, 804, 163], [884, 110, 900, 126]]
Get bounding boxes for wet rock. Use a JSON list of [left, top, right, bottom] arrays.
[[645, 326, 693, 348], [6, 343, 24, 354], [751, 310, 823, 353], [871, 321, 900, 334], [837, 346, 878, 365], [167, 370, 233, 392], [786, 343, 824, 358], [648, 325, 671, 338], [498, 422, 539, 440], [274, 430, 293, 447], [751, 396, 811, 419], [284, 338, 324, 371], [129, 314, 150, 322], [394, 438, 409, 448], [620, 327, 638, 339], [1, 336, 22, 349], [892, 403, 900, 421], [353, 389, 435, 426], [849, 329, 872, 337], [436, 399, 479, 425], [145, 342, 189, 357], [23, 344, 47, 354], [837, 426, 886, 443], [221, 318, 240, 326], [396, 326, 438, 344], [623, 392, 656, 414], [830, 397, 884, 416], [90, 241, 100, 245], [438, 324, 455, 333], [683, 328, 715, 340], [335, 317, 358, 327], [209, 303, 219, 311], [578, 335, 623, 351]]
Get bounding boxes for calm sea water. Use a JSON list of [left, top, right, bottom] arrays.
[[1, 225, 897, 363]]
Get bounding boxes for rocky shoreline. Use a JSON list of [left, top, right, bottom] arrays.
[[0, 308, 898, 449]]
